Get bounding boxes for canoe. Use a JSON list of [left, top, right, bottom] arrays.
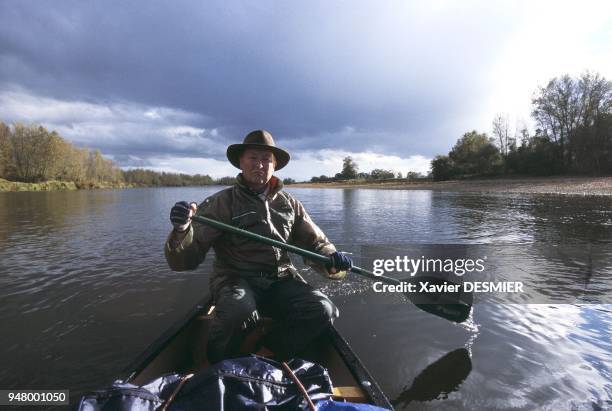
[[121, 294, 393, 409]]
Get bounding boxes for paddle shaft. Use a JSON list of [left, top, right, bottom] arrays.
[[191, 214, 398, 284], [190, 214, 472, 323]]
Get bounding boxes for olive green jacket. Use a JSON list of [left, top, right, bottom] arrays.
[[164, 174, 336, 278]]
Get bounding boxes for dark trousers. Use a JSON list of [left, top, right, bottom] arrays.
[[207, 275, 339, 364]]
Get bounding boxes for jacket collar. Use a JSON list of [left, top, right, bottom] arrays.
[[236, 174, 284, 200]]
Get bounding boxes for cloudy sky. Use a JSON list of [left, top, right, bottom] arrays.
[[1, 1, 611, 179]]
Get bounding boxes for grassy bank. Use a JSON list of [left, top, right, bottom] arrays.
[[0, 178, 78, 191], [0, 178, 134, 192], [290, 176, 612, 196]]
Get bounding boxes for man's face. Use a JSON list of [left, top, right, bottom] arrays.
[[239, 148, 276, 189]]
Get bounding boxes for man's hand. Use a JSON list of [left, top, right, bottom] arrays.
[[170, 201, 198, 232], [326, 251, 353, 280]]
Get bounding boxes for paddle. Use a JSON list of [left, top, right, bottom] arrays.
[[191, 214, 472, 323]]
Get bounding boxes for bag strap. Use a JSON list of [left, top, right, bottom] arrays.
[[281, 362, 316, 411], [157, 373, 194, 411]]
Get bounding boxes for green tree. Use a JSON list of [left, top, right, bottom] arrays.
[[532, 75, 578, 169], [531, 72, 612, 172], [340, 156, 358, 179], [570, 113, 612, 173], [311, 175, 332, 182], [369, 169, 395, 180], [431, 155, 454, 181], [522, 131, 559, 175], [448, 131, 503, 176], [216, 176, 237, 185]]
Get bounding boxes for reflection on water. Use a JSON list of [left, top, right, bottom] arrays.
[[0, 187, 611, 409], [392, 348, 472, 406]]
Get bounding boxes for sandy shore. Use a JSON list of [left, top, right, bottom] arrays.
[[290, 176, 612, 196]]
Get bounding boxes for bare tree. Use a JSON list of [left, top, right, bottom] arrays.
[[532, 75, 579, 169], [492, 114, 511, 157], [576, 71, 612, 128]]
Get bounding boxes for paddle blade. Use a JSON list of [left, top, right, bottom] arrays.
[[414, 303, 471, 323], [404, 275, 473, 323]]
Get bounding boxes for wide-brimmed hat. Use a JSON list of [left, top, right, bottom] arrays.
[[226, 130, 290, 170]]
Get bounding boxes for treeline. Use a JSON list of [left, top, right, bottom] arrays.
[[123, 170, 236, 186], [0, 122, 122, 186], [432, 72, 612, 181], [310, 156, 426, 183], [0, 122, 236, 187], [124, 169, 210, 186]]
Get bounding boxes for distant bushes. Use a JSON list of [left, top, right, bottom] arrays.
[[310, 156, 426, 183], [122, 169, 216, 187], [104, 169, 235, 187]]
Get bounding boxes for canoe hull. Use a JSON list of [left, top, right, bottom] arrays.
[[122, 295, 393, 409]]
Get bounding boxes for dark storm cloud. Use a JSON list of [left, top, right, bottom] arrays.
[[0, 1, 517, 160]]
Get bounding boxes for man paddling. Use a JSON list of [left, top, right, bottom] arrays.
[[165, 130, 353, 364]]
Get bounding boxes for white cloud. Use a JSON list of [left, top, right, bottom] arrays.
[[0, 89, 225, 156], [283, 150, 431, 181], [0, 89, 432, 181], [0, 89, 204, 126], [144, 109, 160, 119], [129, 156, 238, 178]]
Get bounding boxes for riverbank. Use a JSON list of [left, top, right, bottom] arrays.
[[0, 178, 134, 192], [4, 176, 611, 195], [290, 176, 612, 196]]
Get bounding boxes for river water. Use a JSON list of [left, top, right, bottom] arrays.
[[0, 187, 610, 410]]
